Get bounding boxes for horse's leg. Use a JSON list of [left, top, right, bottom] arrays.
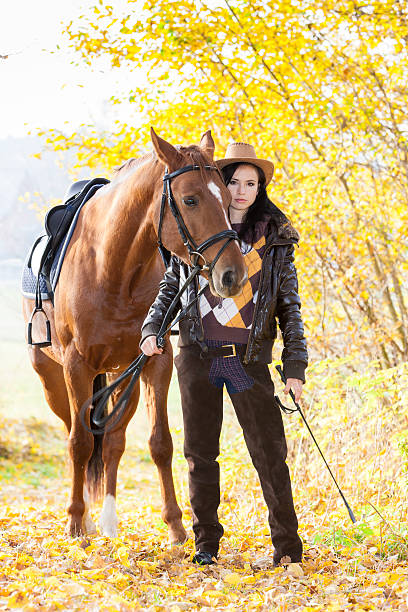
[[141, 348, 187, 545], [99, 379, 140, 537], [63, 343, 95, 536], [28, 345, 97, 534], [29, 346, 71, 432]]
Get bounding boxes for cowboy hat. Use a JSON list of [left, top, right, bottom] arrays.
[[216, 142, 274, 185]]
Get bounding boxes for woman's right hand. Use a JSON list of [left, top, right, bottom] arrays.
[[140, 336, 163, 356]]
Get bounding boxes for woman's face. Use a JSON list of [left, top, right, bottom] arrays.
[[227, 164, 259, 213]]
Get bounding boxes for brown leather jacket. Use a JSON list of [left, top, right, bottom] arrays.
[[141, 217, 308, 382]]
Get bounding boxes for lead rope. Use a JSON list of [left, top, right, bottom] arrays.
[[79, 264, 207, 435]]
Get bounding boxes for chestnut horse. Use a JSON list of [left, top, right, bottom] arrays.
[[22, 129, 247, 541]]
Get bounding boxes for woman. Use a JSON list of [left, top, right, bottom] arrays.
[[140, 142, 308, 566]]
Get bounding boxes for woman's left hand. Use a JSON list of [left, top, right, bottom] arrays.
[[283, 378, 303, 403]]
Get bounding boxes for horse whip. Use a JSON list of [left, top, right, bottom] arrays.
[[275, 364, 356, 524]]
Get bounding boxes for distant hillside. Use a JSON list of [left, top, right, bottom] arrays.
[[0, 136, 88, 278]]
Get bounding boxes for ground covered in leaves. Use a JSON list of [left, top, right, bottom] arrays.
[[1, 353, 408, 610]]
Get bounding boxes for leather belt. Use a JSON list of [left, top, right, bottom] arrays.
[[200, 343, 247, 360]]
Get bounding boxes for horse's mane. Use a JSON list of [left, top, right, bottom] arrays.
[[113, 145, 215, 180], [177, 145, 211, 168], [113, 153, 154, 176]]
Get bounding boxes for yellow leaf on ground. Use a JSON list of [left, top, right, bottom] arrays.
[[7, 592, 26, 608], [224, 572, 243, 586], [117, 545, 130, 568], [66, 545, 88, 562], [205, 590, 225, 598], [88, 552, 108, 569], [137, 560, 159, 572], [44, 576, 61, 589], [286, 563, 304, 578], [56, 582, 86, 597], [109, 572, 130, 589], [377, 573, 404, 586], [81, 568, 107, 579]]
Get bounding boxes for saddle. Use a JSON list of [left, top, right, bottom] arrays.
[[27, 177, 110, 347], [42, 178, 110, 277]]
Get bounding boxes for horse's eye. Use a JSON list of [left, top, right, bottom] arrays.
[[182, 196, 198, 207]]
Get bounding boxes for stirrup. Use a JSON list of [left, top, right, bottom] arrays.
[[28, 307, 52, 347]]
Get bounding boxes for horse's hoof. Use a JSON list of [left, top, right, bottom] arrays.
[[84, 515, 97, 535], [169, 523, 188, 546], [99, 522, 118, 538], [66, 517, 83, 537]]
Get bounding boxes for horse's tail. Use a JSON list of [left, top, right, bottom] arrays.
[[86, 373, 107, 502]]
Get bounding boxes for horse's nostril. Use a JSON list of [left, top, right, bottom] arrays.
[[222, 269, 235, 288]]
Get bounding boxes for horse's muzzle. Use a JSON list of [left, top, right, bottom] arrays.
[[210, 266, 248, 298]]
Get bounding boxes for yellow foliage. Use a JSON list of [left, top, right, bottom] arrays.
[[36, 0, 408, 366]]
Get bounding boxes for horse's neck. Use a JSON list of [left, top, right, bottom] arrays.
[[96, 161, 162, 292]]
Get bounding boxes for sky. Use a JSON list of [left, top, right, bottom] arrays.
[[0, 0, 135, 139]]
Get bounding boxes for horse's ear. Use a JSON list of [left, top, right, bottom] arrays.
[[151, 128, 184, 171], [200, 130, 215, 160]]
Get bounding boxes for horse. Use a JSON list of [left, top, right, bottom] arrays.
[[22, 129, 247, 542]]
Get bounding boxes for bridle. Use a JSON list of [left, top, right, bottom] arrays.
[[157, 164, 239, 272], [80, 162, 241, 435]]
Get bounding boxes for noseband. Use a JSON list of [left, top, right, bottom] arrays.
[[157, 164, 239, 272]]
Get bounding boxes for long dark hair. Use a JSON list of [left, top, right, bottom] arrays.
[[221, 162, 288, 245]]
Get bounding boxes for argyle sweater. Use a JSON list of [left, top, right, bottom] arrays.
[[199, 220, 268, 343]]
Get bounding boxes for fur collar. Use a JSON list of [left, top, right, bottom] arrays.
[[266, 204, 300, 242], [277, 219, 300, 241]]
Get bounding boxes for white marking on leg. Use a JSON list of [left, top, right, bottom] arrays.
[[208, 181, 232, 228], [99, 494, 118, 537], [83, 485, 97, 535]]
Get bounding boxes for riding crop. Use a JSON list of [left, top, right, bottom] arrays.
[[274, 365, 356, 524]]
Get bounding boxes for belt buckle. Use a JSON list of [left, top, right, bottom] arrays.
[[222, 344, 236, 358]]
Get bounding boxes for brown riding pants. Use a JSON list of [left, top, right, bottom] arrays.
[[174, 345, 303, 564]]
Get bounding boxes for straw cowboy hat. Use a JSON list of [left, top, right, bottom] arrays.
[[216, 142, 274, 185]]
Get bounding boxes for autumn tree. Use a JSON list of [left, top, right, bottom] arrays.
[[45, 0, 408, 366]]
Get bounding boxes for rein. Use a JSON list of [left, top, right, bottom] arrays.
[[80, 163, 239, 435]]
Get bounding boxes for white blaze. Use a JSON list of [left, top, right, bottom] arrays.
[[99, 494, 118, 538], [208, 181, 232, 228], [208, 180, 222, 204]]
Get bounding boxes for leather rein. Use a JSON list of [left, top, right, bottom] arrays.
[[80, 163, 239, 434]]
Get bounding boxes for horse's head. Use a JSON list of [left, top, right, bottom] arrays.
[[151, 129, 247, 298]]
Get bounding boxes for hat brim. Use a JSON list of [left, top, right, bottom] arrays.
[[216, 157, 274, 185]]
